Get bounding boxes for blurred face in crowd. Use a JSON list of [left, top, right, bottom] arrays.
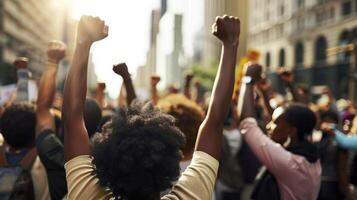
[[267, 107, 296, 145]]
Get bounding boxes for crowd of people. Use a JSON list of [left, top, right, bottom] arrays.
[[0, 14, 357, 200]]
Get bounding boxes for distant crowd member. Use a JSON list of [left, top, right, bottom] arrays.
[[237, 62, 321, 200], [0, 102, 50, 200]]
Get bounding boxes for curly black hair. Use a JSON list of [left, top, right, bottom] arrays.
[[91, 102, 185, 200], [0, 102, 36, 148]]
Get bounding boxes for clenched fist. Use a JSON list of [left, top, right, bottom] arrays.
[[14, 57, 29, 69], [151, 75, 161, 87], [212, 15, 240, 46], [113, 63, 130, 78], [47, 40, 66, 64], [243, 62, 263, 82], [279, 69, 294, 84], [77, 16, 108, 45]]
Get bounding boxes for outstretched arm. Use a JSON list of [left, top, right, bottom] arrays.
[[195, 16, 240, 159], [95, 83, 106, 109], [257, 78, 274, 116], [36, 41, 66, 133], [113, 63, 137, 105], [63, 16, 108, 161], [279, 70, 308, 104], [184, 74, 193, 99], [150, 75, 161, 105], [237, 63, 262, 121]]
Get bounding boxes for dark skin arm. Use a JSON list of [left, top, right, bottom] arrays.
[[150, 75, 161, 105], [195, 15, 240, 159], [63, 16, 108, 161], [113, 63, 137, 105], [237, 63, 263, 121], [279, 70, 309, 104], [95, 82, 106, 109], [257, 78, 274, 116], [184, 74, 193, 99], [36, 40, 66, 133]]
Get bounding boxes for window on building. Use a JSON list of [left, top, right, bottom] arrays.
[[352, 27, 357, 42], [314, 36, 328, 63], [279, 48, 285, 67], [298, 0, 304, 8], [295, 42, 304, 66], [338, 30, 352, 61], [280, 4, 285, 16], [342, 1, 352, 16], [266, 52, 271, 68]]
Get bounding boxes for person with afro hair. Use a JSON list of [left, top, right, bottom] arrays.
[[62, 15, 240, 200]]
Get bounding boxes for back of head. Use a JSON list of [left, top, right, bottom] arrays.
[[84, 98, 102, 138], [284, 103, 317, 140], [157, 94, 204, 156], [320, 109, 340, 124], [0, 102, 36, 149], [91, 102, 185, 199]]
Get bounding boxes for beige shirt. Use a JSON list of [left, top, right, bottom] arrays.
[[65, 151, 218, 200]]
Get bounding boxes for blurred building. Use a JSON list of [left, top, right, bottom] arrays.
[[156, 13, 184, 88], [201, 0, 249, 67], [247, 0, 357, 99], [0, 0, 74, 83]]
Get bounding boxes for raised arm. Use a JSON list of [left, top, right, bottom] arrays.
[[95, 82, 106, 109], [279, 70, 308, 104], [257, 78, 274, 116], [150, 75, 161, 105], [36, 41, 66, 133], [237, 63, 263, 121], [14, 57, 31, 102], [113, 63, 137, 105], [195, 16, 240, 159], [184, 73, 193, 99], [335, 130, 357, 149], [62, 16, 108, 161]]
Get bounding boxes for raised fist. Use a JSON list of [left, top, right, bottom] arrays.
[[185, 73, 194, 82], [47, 40, 66, 64], [212, 15, 240, 46], [279, 69, 294, 83], [113, 63, 130, 77], [14, 57, 29, 69], [151, 75, 161, 86], [258, 78, 272, 92], [97, 82, 106, 91], [77, 16, 108, 44], [243, 62, 262, 82]]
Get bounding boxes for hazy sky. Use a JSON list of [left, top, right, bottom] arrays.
[[71, 0, 203, 98]]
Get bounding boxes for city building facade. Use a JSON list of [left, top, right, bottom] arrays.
[[247, 0, 357, 99]]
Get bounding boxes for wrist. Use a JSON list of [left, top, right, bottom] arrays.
[[223, 41, 239, 49]]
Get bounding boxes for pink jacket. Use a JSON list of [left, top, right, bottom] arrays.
[[240, 118, 321, 200]]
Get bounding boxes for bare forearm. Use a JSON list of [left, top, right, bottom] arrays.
[[208, 45, 237, 123], [151, 86, 159, 105], [63, 43, 90, 125], [184, 81, 191, 99], [196, 44, 237, 158], [238, 84, 256, 120], [261, 90, 274, 116], [123, 77, 136, 105], [37, 64, 57, 111]]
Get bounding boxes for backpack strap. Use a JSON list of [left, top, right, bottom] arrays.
[[20, 148, 37, 170]]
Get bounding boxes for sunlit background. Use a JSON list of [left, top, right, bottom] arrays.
[[71, 0, 203, 98]]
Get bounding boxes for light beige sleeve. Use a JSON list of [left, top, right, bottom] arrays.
[[162, 151, 219, 200], [64, 155, 113, 200]]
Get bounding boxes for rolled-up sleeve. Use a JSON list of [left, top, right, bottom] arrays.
[[163, 151, 219, 200], [240, 118, 293, 178]]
